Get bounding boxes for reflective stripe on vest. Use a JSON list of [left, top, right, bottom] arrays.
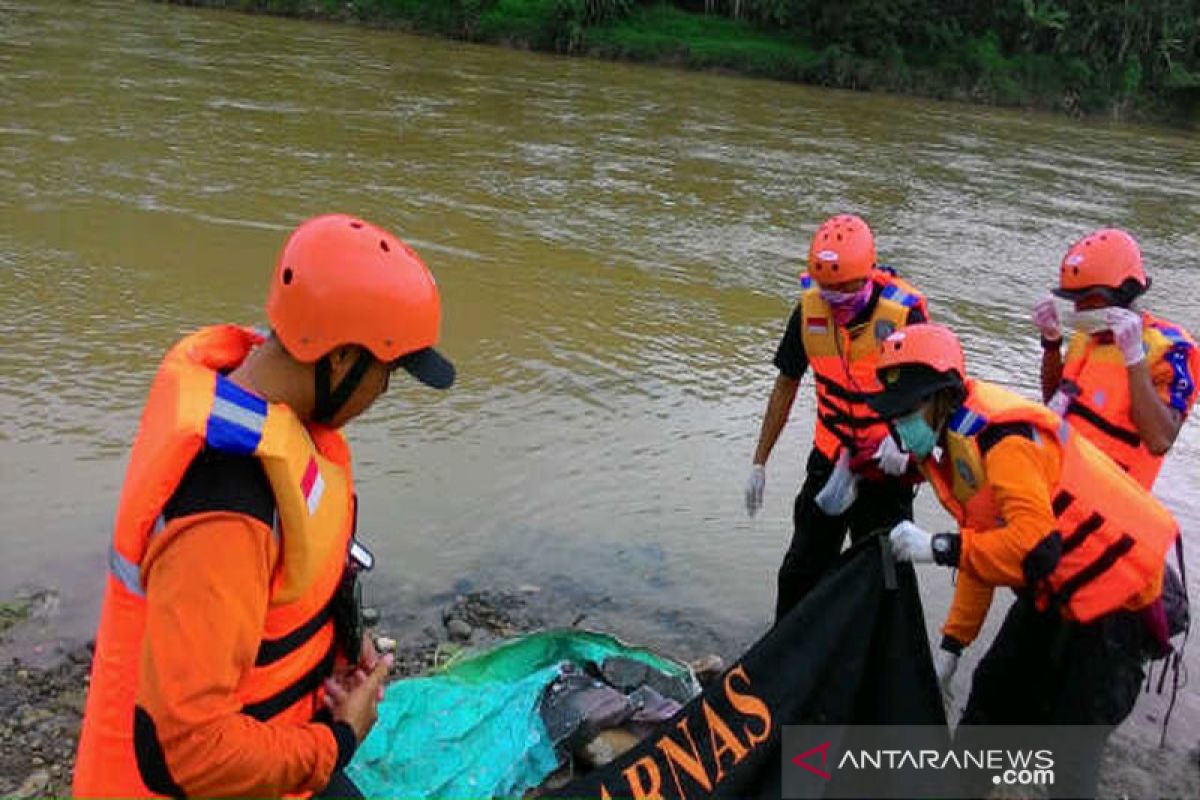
[[207, 374, 268, 455], [879, 282, 921, 308], [108, 544, 145, 598], [108, 515, 167, 597]]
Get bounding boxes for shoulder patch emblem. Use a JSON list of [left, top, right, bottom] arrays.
[[954, 457, 977, 489]]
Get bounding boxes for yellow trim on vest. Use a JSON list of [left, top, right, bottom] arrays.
[[799, 281, 912, 360], [255, 411, 352, 606]]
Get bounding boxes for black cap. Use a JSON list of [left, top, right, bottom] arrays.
[[868, 364, 960, 419], [394, 347, 455, 390], [1052, 276, 1150, 305], [1051, 285, 1117, 302]]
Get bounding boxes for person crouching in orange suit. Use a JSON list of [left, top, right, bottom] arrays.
[[73, 214, 455, 798], [873, 323, 1177, 798]]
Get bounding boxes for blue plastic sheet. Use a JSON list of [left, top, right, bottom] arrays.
[[347, 630, 694, 799]]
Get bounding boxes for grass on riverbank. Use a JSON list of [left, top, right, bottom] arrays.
[[166, 1, 1198, 124], [582, 4, 822, 79]]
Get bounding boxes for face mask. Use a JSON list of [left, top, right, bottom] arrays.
[[1065, 308, 1110, 335], [820, 282, 873, 326], [894, 410, 938, 460]]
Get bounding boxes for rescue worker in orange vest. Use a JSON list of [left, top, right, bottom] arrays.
[[1033, 227, 1198, 490], [875, 324, 1177, 796], [745, 214, 929, 620], [72, 214, 455, 798]]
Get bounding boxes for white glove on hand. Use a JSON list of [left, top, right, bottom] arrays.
[[889, 521, 934, 563], [1105, 307, 1145, 365], [934, 648, 959, 700], [1032, 294, 1062, 342], [745, 464, 765, 517], [873, 436, 911, 476]]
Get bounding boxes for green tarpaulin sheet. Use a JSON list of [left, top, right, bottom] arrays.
[[347, 629, 695, 799]]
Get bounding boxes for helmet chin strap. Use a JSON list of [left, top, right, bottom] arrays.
[[313, 350, 374, 424]]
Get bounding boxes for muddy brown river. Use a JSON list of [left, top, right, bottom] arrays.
[[2, 0, 1198, 753]]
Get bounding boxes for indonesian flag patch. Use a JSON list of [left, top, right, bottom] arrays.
[[807, 316, 829, 335], [301, 457, 325, 516]]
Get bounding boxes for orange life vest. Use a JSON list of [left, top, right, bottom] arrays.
[[73, 326, 356, 798], [924, 379, 1177, 623], [799, 269, 927, 461], [1053, 312, 1197, 489]]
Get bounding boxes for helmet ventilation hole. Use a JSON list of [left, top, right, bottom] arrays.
[[350, 221, 364, 229], [282, 267, 294, 285], [380, 239, 390, 252], [832, 264, 840, 272]]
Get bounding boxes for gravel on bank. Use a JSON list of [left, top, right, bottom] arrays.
[[2, 587, 1197, 798]]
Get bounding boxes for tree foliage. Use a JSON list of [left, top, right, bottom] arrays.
[[167, 1, 1200, 119], [694, 0, 1200, 112]]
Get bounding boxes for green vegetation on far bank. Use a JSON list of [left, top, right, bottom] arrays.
[[167, 1, 1200, 124]]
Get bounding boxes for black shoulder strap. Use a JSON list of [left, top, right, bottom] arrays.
[[977, 421, 1036, 456], [162, 448, 275, 528]]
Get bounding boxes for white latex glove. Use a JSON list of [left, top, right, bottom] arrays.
[[1032, 294, 1062, 342], [873, 435, 911, 476], [934, 649, 959, 700], [814, 450, 858, 516], [745, 464, 765, 517], [889, 521, 934, 563], [1106, 307, 1145, 365]]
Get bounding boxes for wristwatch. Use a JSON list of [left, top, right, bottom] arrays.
[[931, 533, 961, 567], [1040, 335, 1062, 351]]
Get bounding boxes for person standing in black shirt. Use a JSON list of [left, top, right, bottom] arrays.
[[744, 215, 929, 620]]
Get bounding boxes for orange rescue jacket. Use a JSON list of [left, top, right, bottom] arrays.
[[1053, 312, 1198, 489], [924, 380, 1176, 644], [799, 269, 928, 461], [73, 326, 356, 798]]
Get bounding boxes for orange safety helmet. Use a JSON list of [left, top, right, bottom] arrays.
[[868, 323, 966, 418], [266, 214, 453, 392], [807, 214, 876, 285], [1053, 228, 1149, 303]]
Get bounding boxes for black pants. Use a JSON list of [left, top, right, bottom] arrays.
[[958, 596, 1146, 798], [774, 448, 916, 621], [316, 771, 364, 799]]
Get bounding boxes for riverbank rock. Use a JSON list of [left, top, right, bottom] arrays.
[[445, 618, 473, 641], [0, 644, 90, 798], [13, 768, 50, 799]]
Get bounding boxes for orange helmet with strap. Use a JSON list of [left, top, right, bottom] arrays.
[[1053, 228, 1148, 303], [267, 214, 444, 362], [266, 214, 454, 421], [807, 214, 876, 286], [869, 323, 966, 418]]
